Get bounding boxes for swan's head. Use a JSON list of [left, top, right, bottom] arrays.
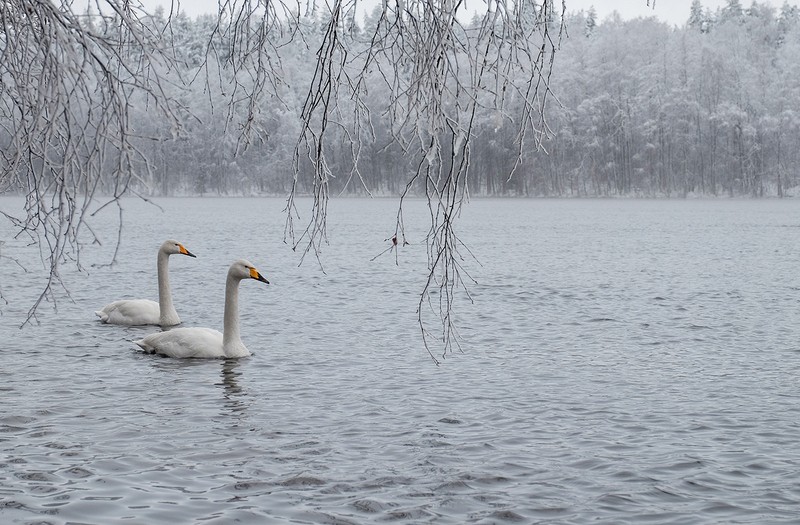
[[229, 259, 269, 284], [161, 239, 196, 258]]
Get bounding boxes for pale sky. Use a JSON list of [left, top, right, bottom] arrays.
[[152, 0, 787, 27]]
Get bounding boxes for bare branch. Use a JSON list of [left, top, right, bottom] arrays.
[[0, 0, 183, 323], [2, 0, 562, 358], [281, 0, 563, 359]]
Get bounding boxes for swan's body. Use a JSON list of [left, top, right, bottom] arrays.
[[135, 259, 269, 359], [97, 299, 163, 326], [95, 240, 195, 326], [137, 327, 228, 358]]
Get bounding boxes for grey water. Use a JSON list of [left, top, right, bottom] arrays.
[[1, 197, 800, 524]]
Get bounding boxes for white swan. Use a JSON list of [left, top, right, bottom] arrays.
[[95, 239, 196, 326], [134, 259, 269, 358]]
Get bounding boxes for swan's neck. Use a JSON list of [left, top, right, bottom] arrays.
[[222, 274, 244, 354], [157, 251, 179, 324]]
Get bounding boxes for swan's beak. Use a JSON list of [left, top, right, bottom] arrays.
[[180, 245, 196, 258], [250, 267, 269, 284]]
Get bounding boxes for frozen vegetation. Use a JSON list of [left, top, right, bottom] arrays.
[[68, 1, 800, 197], [4, 1, 799, 199]]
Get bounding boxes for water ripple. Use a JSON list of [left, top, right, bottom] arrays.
[[2, 198, 800, 523]]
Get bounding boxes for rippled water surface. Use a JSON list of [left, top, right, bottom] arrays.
[[2, 197, 800, 524]]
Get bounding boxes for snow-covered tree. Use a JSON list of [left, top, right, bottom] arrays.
[[585, 6, 598, 37], [720, 0, 745, 22], [688, 0, 706, 29]]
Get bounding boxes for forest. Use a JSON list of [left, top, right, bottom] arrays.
[[91, 0, 800, 199], [2, 1, 799, 200]]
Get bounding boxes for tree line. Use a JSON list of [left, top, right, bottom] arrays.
[[6, 1, 797, 200], [103, 0, 800, 198]]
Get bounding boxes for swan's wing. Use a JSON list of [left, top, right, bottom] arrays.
[[135, 327, 224, 358], [97, 299, 160, 326]]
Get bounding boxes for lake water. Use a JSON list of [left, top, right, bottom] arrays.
[[1, 197, 800, 524]]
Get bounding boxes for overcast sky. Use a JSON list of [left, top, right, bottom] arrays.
[[154, 0, 786, 27]]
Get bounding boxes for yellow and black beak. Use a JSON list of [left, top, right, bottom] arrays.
[[249, 267, 269, 284], [179, 245, 196, 258]]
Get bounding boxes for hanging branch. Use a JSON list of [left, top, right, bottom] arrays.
[[0, 0, 182, 325], [286, 0, 564, 361], [185, 0, 563, 359], [2, 0, 564, 359]]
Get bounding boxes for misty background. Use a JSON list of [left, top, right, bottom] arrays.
[[66, 0, 800, 199]]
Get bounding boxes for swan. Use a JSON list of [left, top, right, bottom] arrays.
[[134, 259, 269, 358], [95, 239, 196, 326]]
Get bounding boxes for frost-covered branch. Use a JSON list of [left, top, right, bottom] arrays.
[[281, 0, 563, 359], [1, 0, 562, 357], [0, 0, 182, 325]]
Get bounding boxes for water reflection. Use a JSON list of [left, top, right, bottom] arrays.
[[137, 347, 250, 419], [217, 359, 247, 416]]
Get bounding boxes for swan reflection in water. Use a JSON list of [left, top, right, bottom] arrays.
[[218, 358, 246, 414], [141, 355, 250, 417]]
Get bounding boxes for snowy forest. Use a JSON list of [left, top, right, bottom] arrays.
[[66, 0, 800, 199]]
